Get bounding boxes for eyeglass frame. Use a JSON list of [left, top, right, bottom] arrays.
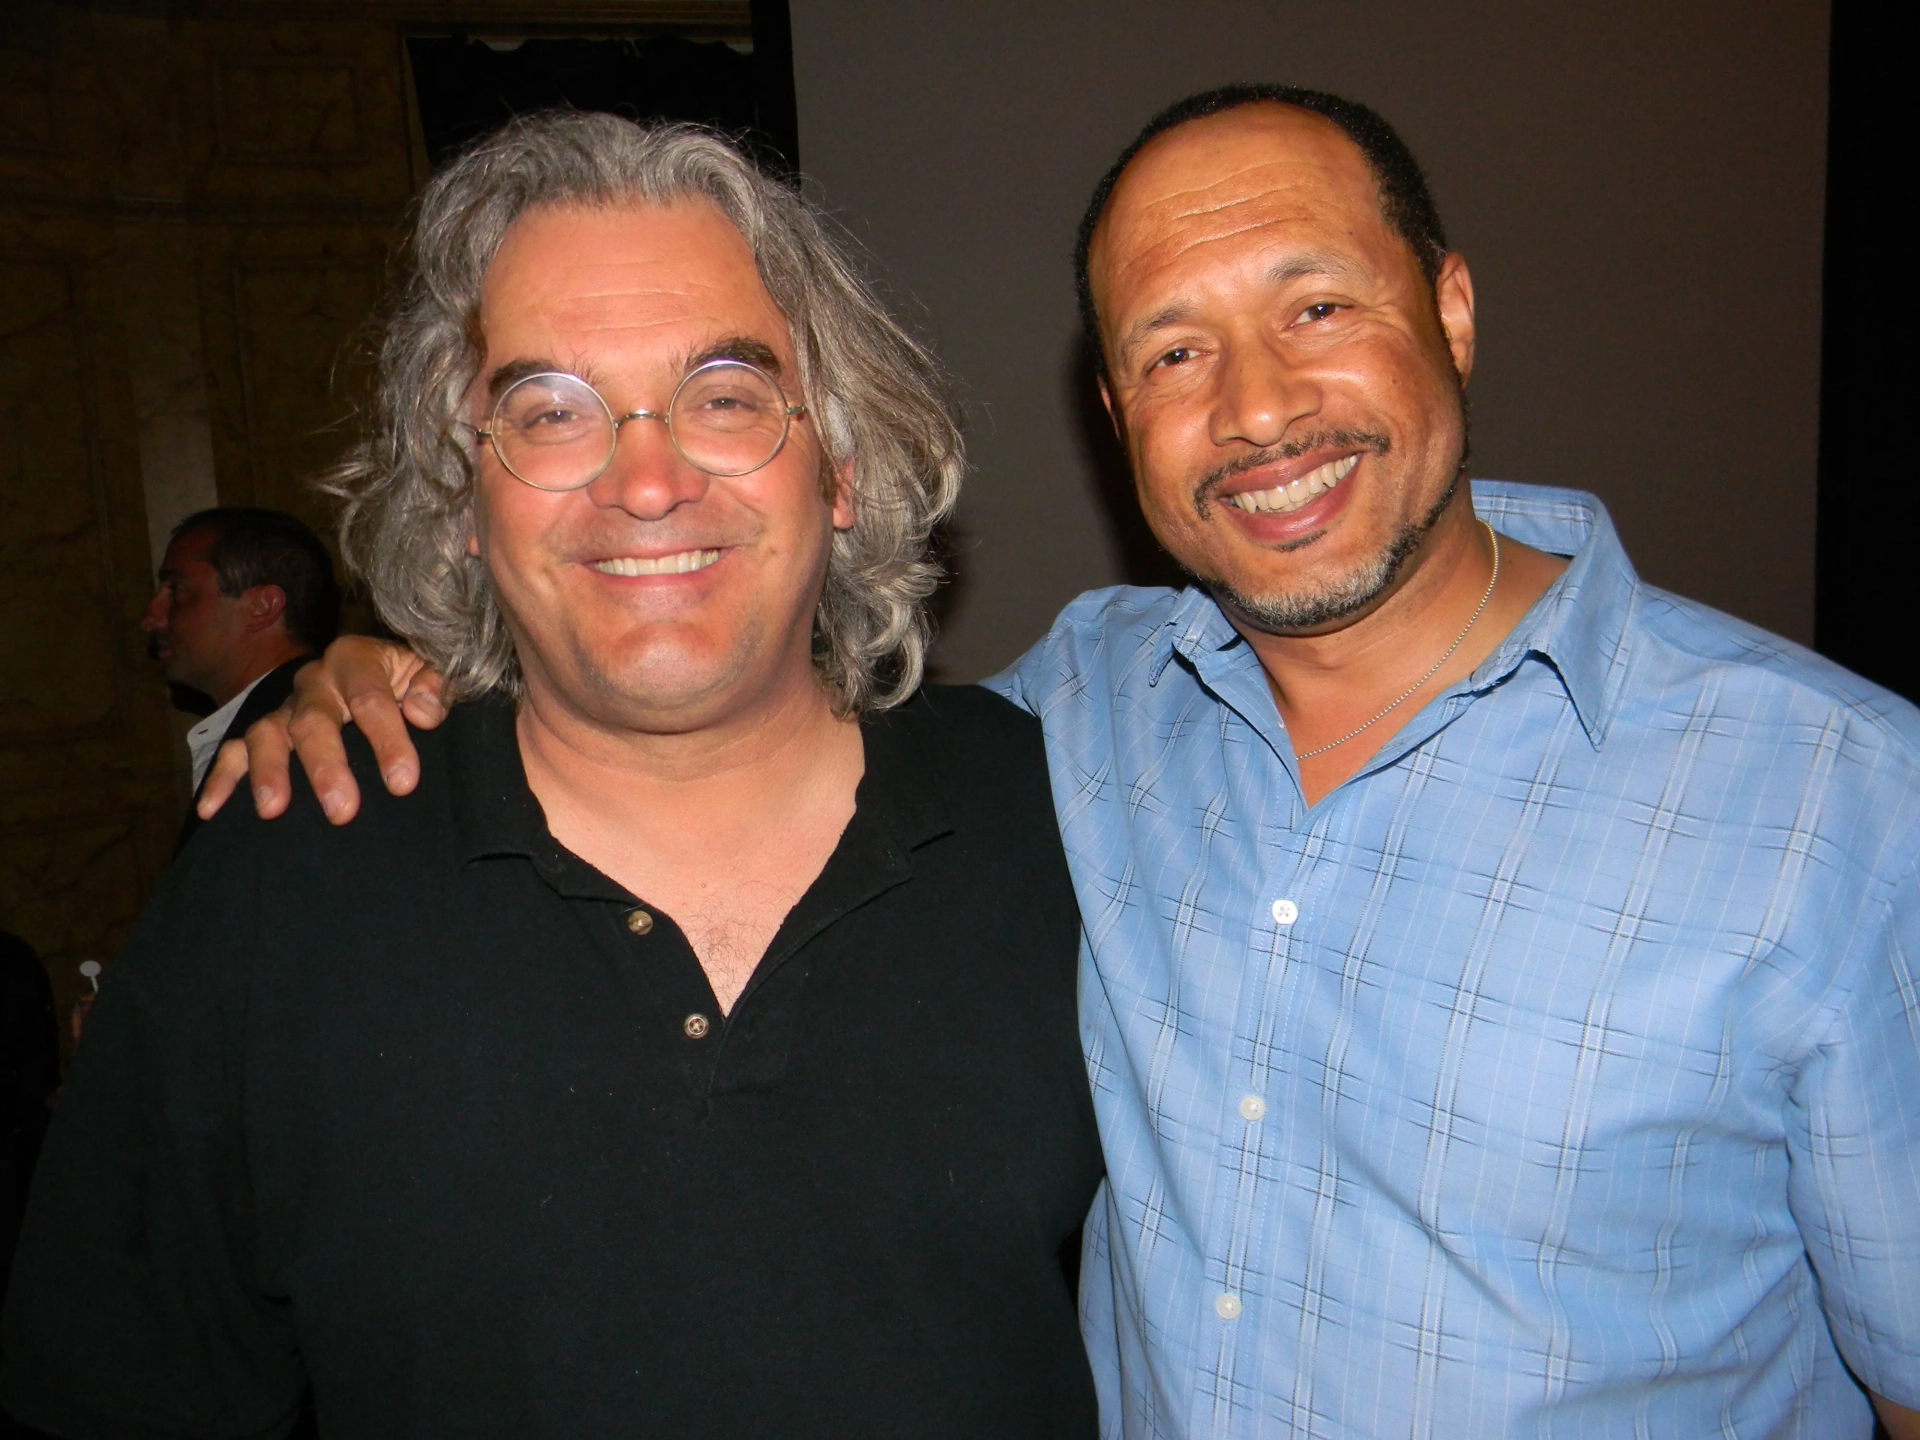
[[471, 358, 810, 490]]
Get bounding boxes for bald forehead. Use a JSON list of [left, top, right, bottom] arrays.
[[1088, 103, 1388, 311]]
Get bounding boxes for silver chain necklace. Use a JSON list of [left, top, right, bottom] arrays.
[[1295, 520, 1501, 760]]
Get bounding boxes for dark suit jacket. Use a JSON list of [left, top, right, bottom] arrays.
[[174, 655, 309, 854]]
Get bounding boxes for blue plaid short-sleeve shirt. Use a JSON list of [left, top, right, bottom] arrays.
[[990, 482, 1920, 1438]]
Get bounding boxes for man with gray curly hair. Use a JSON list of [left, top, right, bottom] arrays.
[[3, 115, 1102, 1438]]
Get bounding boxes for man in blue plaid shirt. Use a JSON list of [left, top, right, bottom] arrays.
[[206, 86, 1919, 1437], [988, 84, 1920, 1438]]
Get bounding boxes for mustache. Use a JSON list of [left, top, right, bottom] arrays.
[[1192, 429, 1392, 519]]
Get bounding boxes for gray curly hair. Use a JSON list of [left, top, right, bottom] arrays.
[[325, 112, 964, 713]]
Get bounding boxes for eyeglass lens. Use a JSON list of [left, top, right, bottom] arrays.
[[489, 363, 793, 489]]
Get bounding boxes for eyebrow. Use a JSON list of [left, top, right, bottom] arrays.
[[1265, 249, 1373, 289], [484, 357, 568, 400], [684, 335, 783, 374], [482, 335, 785, 402], [1116, 249, 1375, 362], [1118, 303, 1197, 362]]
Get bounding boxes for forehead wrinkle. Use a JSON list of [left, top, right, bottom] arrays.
[[1140, 156, 1319, 219], [1100, 171, 1344, 287]]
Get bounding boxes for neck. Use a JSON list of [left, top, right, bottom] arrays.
[[1230, 490, 1567, 802], [1233, 495, 1491, 701], [517, 654, 867, 1019], [204, 637, 307, 709], [515, 662, 858, 838]]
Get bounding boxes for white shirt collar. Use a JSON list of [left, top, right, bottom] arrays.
[[186, 671, 270, 793]]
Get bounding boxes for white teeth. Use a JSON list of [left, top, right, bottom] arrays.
[[592, 549, 721, 576], [1223, 453, 1360, 515]]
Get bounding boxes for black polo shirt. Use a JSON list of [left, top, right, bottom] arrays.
[[3, 686, 1103, 1439]]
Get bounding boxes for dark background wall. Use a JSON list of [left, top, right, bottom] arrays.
[[1817, 0, 1911, 702], [789, 1, 1830, 682]]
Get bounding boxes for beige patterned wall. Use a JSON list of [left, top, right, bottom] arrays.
[[0, 6, 407, 1036], [1, 7, 412, 1035]]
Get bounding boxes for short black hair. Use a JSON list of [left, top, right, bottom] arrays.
[[1074, 84, 1450, 376], [172, 507, 342, 654]]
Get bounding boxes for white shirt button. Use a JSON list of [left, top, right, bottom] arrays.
[[1239, 1094, 1267, 1122], [1270, 898, 1299, 926], [1215, 1292, 1243, 1320]]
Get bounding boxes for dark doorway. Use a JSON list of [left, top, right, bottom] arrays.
[[405, 1, 798, 178], [1814, 0, 1914, 702]]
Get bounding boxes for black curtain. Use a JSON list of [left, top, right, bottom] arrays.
[[407, 0, 799, 179], [1814, 0, 1914, 701]]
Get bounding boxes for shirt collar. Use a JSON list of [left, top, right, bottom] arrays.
[[442, 696, 615, 895], [187, 672, 267, 746], [443, 692, 953, 894], [186, 671, 271, 790], [1147, 585, 1243, 685], [1147, 481, 1640, 748], [1465, 481, 1639, 748]]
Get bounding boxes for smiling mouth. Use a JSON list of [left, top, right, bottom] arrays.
[[1222, 454, 1360, 516], [592, 549, 722, 577]]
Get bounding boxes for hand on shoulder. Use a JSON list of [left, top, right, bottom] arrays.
[[196, 636, 446, 826]]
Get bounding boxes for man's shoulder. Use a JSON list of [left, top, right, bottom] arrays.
[[990, 586, 1190, 712], [872, 683, 1045, 765], [864, 689, 1075, 903], [869, 685, 1063, 825], [1628, 583, 1920, 771], [184, 693, 498, 875], [1042, 585, 1189, 651]]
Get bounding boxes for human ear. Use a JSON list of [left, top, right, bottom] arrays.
[[244, 585, 288, 633], [1098, 374, 1125, 442], [1434, 253, 1477, 385], [828, 456, 857, 531]]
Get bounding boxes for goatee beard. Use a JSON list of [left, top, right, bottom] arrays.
[[1211, 467, 1460, 632], [1194, 406, 1472, 635]]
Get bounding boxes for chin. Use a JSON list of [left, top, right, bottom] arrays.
[[580, 644, 758, 717]]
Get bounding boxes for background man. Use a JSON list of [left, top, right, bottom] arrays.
[[3, 116, 1101, 1437], [200, 87, 1920, 1437], [140, 507, 340, 810]]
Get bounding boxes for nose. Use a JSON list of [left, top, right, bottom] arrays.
[[1209, 339, 1321, 451], [586, 413, 711, 521], [139, 586, 168, 632]]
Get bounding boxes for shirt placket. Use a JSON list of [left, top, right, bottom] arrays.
[[580, 892, 726, 1099], [1181, 644, 1486, 1437], [1175, 653, 1312, 1435]]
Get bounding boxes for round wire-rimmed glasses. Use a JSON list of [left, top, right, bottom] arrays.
[[474, 360, 808, 490]]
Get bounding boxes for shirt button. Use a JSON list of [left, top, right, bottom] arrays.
[[1239, 1094, 1267, 1122], [1270, 898, 1299, 926], [1215, 1292, 1243, 1320], [682, 1013, 711, 1040], [626, 909, 654, 935]]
